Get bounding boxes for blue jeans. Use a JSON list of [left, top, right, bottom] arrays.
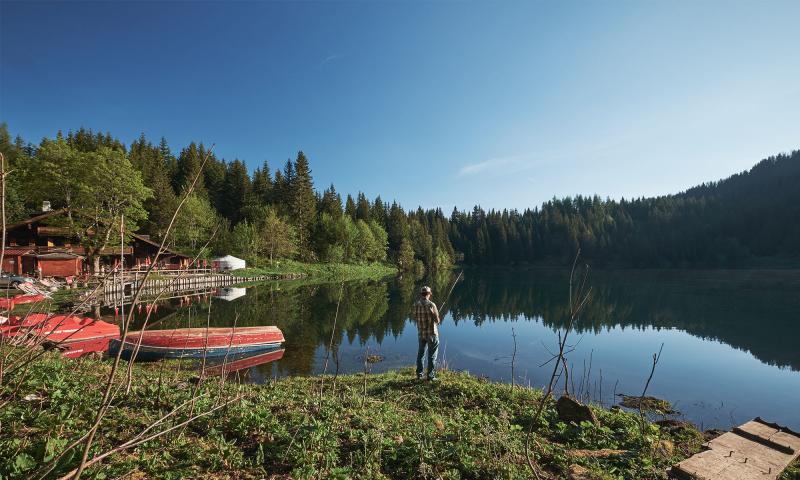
[[416, 335, 439, 378]]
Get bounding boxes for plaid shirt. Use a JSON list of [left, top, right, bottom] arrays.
[[413, 297, 440, 339]]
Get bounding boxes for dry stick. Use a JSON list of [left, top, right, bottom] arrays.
[[585, 349, 594, 403], [524, 251, 591, 479], [0, 153, 6, 291], [71, 144, 216, 480], [510, 326, 517, 392], [319, 282, 344, 401], [189, 294, 214, 403], [362, 346, 370, 408], [0, 153, 7, 388], [216, 312, 239, 403], [638, 343, 664, 435], [599, 369, 603, 408]]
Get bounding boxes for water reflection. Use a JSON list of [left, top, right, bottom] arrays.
[[119, 269, 800, 375], [110, 268, 800, 428]]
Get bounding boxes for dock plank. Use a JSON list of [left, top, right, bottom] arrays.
[[670, 418, 800, 480]]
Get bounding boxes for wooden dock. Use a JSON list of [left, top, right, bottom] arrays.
[[98, 272, 294, 306], [670, 418, 800, 479]]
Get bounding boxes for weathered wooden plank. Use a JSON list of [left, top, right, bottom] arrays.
[[670, 418, 800, 480], [673, 449, 774, 479]]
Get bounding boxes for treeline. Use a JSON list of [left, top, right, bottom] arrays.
[[1, 123, 798, 269], [450, 149, 800, 267], [0, 125, 452, 272]]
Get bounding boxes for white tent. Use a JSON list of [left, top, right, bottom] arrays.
[[213, 255, 246, 271]]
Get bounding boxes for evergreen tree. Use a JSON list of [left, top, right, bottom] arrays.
[[356, 192, 370, 221], [344, 194, 357, 220], [319, 184, 343, 217], [222, 159, 252, 225], [371, 195, 388, 227], [252, 160, 273, 205], [174, 142, 208, 197], [290, 151, 317, 259]]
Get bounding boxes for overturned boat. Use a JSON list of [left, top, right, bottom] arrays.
[[109, 326, 285, 360], [0, 313, 119, 344]]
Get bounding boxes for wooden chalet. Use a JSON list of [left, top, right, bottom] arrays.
[[2, 207, 192, 277]]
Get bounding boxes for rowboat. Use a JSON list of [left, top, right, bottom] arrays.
[[109, 326, 285, 360], [0, 313, 119, 343], [0, 294, 48, 310], [61, 336, 116, 358]]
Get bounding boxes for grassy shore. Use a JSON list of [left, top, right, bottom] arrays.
[[2, 349, 797, 479], [231, 260, 398, 282], [0, 347, 705, 480]]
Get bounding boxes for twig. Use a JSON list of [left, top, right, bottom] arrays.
[[524, 250, 592, 479], [638, 343, 664, 435], [319, 282, 344, 401], [510, 326, 517, 392]]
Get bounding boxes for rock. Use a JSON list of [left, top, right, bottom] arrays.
[[556, 395, 598, 426]]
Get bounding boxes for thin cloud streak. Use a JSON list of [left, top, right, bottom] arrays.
[[458, 156, 523, 177], [321, 53, 343, 65]]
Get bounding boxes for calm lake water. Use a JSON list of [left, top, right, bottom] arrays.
[[122, 268, 800, 430]]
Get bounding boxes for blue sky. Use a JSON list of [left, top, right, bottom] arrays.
[[2, 1, 799, 211]]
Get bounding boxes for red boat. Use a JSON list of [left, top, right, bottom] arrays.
[[109, 326, 285, 359], [0, 294, 48, 310], [61, 337, 116, 358], [0, 313, 120, 344]]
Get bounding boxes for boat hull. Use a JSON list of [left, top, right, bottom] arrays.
[[108, 326, 285, 360], [0, 314, 119, 344]]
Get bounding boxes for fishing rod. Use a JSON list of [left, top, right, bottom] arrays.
[[438, 270, 463, 313]]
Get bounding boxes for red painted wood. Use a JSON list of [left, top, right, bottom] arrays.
[[1, 313, 119, 342], [124, 326, 284, 349]]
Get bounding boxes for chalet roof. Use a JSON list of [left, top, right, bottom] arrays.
[[130, 233, 190, 259], [7, 209, 68, 230], [6, 210, 191, 260]]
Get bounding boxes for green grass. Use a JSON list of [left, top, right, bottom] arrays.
[[231, 260, 397, 282], [0, 347, 723, 480]]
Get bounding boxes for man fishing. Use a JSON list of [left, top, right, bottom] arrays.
[[413, 286, 441, 381]]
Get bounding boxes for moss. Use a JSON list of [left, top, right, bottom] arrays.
[[0, 346, 714, 479]]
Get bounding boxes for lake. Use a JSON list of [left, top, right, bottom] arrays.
[[123, 268, 800, 431]]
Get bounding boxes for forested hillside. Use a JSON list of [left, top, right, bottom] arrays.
[[1, 123, 797, 269]]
